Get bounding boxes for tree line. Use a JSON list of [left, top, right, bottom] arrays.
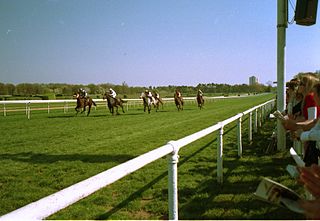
[[0, 81, 273, 100]]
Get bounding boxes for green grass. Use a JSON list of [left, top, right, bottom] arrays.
[[0, 94, 305, 219]]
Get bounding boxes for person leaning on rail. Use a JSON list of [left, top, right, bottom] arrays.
[[282, 73, 320, 166]]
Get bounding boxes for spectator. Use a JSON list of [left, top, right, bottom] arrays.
[[283, 73, 320, 165], [298, 164, 320, 219]]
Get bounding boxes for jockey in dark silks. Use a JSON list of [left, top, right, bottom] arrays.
[[78, 88, 87, 99]]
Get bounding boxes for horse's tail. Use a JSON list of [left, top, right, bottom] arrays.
[[121, 99, 127, 103], [93, 100, 97, 106]]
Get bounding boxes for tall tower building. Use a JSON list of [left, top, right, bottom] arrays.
[[249, 76, 258, 85]]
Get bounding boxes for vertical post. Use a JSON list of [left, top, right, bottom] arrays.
[[64, 102, 67, 114], [48, 102, 50, 114], [217, 125, 224, 183], [237, 116, 242, 157], [27, 102, 31, 120], [277, 0, 287, 151], [249, 112, 252, 142], [3, 103, 6, 117], [167, 141, 179, 221], [254, 109, 258, 133], [258, 107, 262, 128]]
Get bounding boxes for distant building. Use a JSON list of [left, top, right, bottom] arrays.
[[249, 76, 258, 85]]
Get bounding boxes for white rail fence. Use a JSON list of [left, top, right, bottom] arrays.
[[0, 95, 251, 119], [0, 99, 275, 221]]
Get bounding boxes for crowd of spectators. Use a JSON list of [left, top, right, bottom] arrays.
[[278, 72, 320, 219]]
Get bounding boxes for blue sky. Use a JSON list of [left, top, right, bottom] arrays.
[[0, 0, 319, 86]]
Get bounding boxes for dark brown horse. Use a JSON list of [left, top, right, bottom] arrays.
[[197, 93, 204, 109], [74, 93, 96, 116], [103, 92, 126, 115], [174, 92, 184, 111]]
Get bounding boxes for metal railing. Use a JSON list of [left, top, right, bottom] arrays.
[[0, 94, 254, 119], [0, 99, 275, 220]]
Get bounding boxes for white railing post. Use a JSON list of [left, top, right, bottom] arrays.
[[217, 125, 224, 183], [64, 102, 67, 113], [48, 102, 50, 114], [237, 116, 242, 157], [254, 109, 258, 133], [248, 112, 252, 142], [258, 107, 262, 128], [167, 141, 179, 221], [27, 102, 31, 120], [3, 103, 6, 117]]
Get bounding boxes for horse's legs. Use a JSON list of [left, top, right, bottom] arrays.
[[75, 107, 80, 115], [115, 106, 120, 115], [120, 105, 125, 113], [81, 106, 86, 114], [87, 105, 91, 116]]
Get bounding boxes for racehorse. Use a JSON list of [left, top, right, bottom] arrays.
[[140, 92, 153, 114], [174, 93, 184, 111], [103, 92, 126, 115], [153, 93, 163, 112], [196, 92, 204, 109], [153, 97, 163, 112], [74, 92, 97, 116]]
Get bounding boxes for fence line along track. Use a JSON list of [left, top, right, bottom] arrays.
[[0, 99, 275, 221], [0, 94, 258, 119]]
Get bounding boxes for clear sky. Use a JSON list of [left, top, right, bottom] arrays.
[[0, 0, 319, 87]]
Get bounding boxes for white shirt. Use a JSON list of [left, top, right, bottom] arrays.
[[300, 119, 320, 150], [110, 89, 116, 98]]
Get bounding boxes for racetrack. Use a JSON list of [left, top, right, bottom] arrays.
[[1, 94, 302, 220]]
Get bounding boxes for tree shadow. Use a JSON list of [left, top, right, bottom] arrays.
[[0, 152, 135, 164]]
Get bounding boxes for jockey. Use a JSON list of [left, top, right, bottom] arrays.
[[109, 88, 117, 98], [145, 90, 155, 102], [198, 89, 203, 97], [154, 91, 160, 99], [78, 88, 87, 98], [175, 89, 181, 98]]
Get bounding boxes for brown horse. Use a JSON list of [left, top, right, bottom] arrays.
[[103, 93, 126, 115], [74, 93, 96, 116], [197, 93, 204, 109], [174, 92, 184, 111], [140, 92, 152, 114], [153, 93, 163, 112]]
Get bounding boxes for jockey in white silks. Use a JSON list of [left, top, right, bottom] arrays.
[[109, 88, 117, 98], [198, 89, 203, 97], [144, 90, 155, 104]]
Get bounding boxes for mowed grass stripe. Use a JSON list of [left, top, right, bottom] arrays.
[[2, 94, 301, 220]]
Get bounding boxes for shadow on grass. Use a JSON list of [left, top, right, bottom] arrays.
[[178, 119, 305, 220], [97, 135, 218, 220], [0, 152, 135, 164]]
